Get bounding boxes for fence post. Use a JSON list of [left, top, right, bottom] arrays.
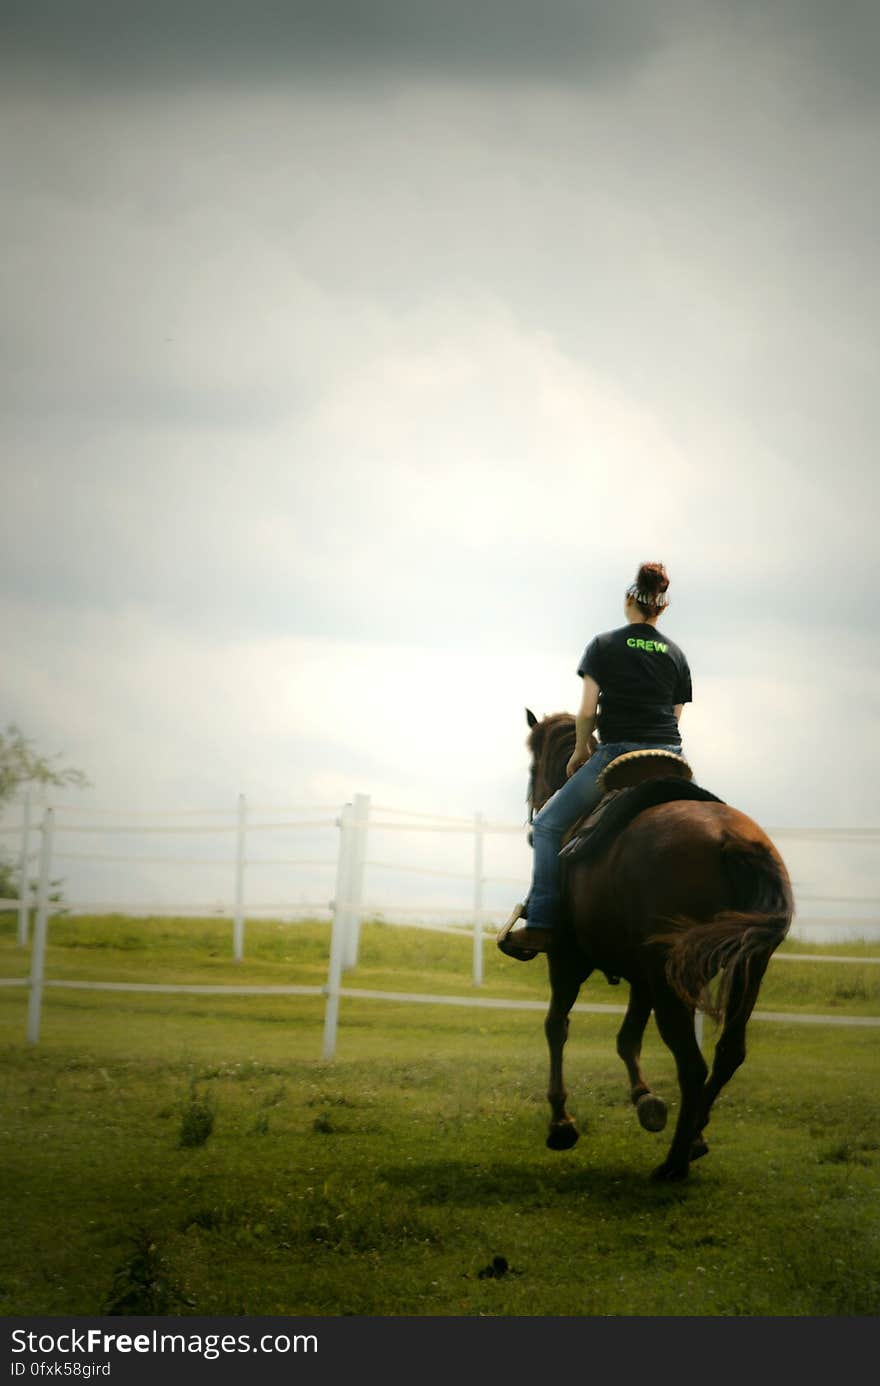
[[472, 810, 484, 987], [17, 790, 32, 948], [323, 802, 353, 1060], [343, 793, 370, 972], [233, 793, 246, 963], [694, 1009, 704, 1050], [26, 807, 54, 1046]]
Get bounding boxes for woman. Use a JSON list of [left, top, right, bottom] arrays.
[[498, 560, 692, 960]]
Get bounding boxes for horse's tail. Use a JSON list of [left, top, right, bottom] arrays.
[[653, 831, 793, 1022]]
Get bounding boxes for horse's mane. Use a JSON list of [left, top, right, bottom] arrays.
[[527, 712, 577, 802]]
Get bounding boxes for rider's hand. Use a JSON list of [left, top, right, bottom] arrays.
[[566, 749, 591, 779]]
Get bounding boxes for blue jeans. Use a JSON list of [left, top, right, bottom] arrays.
[[526, 741, 684, 931]]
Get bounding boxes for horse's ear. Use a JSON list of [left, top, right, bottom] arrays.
[[525, 708, 538, 728]]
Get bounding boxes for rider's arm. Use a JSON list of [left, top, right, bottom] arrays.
[[575, 676, 599, 750], [674, 704, 684, 723], [567, 676, 599, 777]]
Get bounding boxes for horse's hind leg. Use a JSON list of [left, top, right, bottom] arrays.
[[650, 988, 709, 1181], [695, 954, 770, 1151], [545, 951, 591, 1151], [616, 982, 667, 1133]]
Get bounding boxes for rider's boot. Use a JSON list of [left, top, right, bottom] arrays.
[[496, 900, 554, 960]]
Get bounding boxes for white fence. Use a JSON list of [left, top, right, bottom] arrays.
[[2, 794, 879, 1058], [1, 792, 532, 1055], [0, 790, 527, 965]]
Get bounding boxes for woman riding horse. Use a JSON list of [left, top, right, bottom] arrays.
[[499, 560, 692, 959]]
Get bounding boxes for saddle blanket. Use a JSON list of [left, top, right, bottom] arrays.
[[558, 778, 725, 865]]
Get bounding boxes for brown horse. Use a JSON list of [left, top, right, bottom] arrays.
[[521, 709, 793, 1181]]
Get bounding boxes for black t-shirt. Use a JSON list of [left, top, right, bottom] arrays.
[[577, 624, 692, 746]]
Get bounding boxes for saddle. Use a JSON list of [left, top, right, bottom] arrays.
[[559, 750, 724, 865]]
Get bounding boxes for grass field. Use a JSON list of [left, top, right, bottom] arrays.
[[1, 913, 879, 1317]]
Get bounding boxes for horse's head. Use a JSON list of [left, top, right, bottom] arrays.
[[524, 707, 594, 819]]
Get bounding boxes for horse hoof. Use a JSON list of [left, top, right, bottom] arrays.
[[636, 1093, 668, 1132], [690, 1138, 709, 1161], [650, 1159, 689, 1182], [546, 1119, 579, 1151]]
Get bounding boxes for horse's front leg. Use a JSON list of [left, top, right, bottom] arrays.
[[545, 951, 591, 1151], [616, 982, 668, 1132]]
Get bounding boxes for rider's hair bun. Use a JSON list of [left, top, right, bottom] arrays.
[[635, 561, 669, 596], [627, 561, 670, 613]]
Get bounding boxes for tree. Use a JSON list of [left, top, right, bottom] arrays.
[[0, 725, 90, 903], [0, 724, 89, 804]]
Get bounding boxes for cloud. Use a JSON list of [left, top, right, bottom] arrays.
[[2, 1, 676, 85], [6, 2, 880, 108], [2, 591, 878, 923], [2, 4, 879, 927]]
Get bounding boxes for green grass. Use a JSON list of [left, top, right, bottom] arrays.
[[1, 912, 879, 1317], [4, 911, 880, 1013]]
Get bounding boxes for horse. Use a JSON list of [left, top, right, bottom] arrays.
[[516, 708, 793, 1181]]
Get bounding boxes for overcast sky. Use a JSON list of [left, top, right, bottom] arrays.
[[2, 2, 879, 926]]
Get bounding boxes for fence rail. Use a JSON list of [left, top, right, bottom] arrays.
[[2, 791, 879, 1056]]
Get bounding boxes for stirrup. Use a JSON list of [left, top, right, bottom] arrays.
[[497, 903, 539, 960]]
